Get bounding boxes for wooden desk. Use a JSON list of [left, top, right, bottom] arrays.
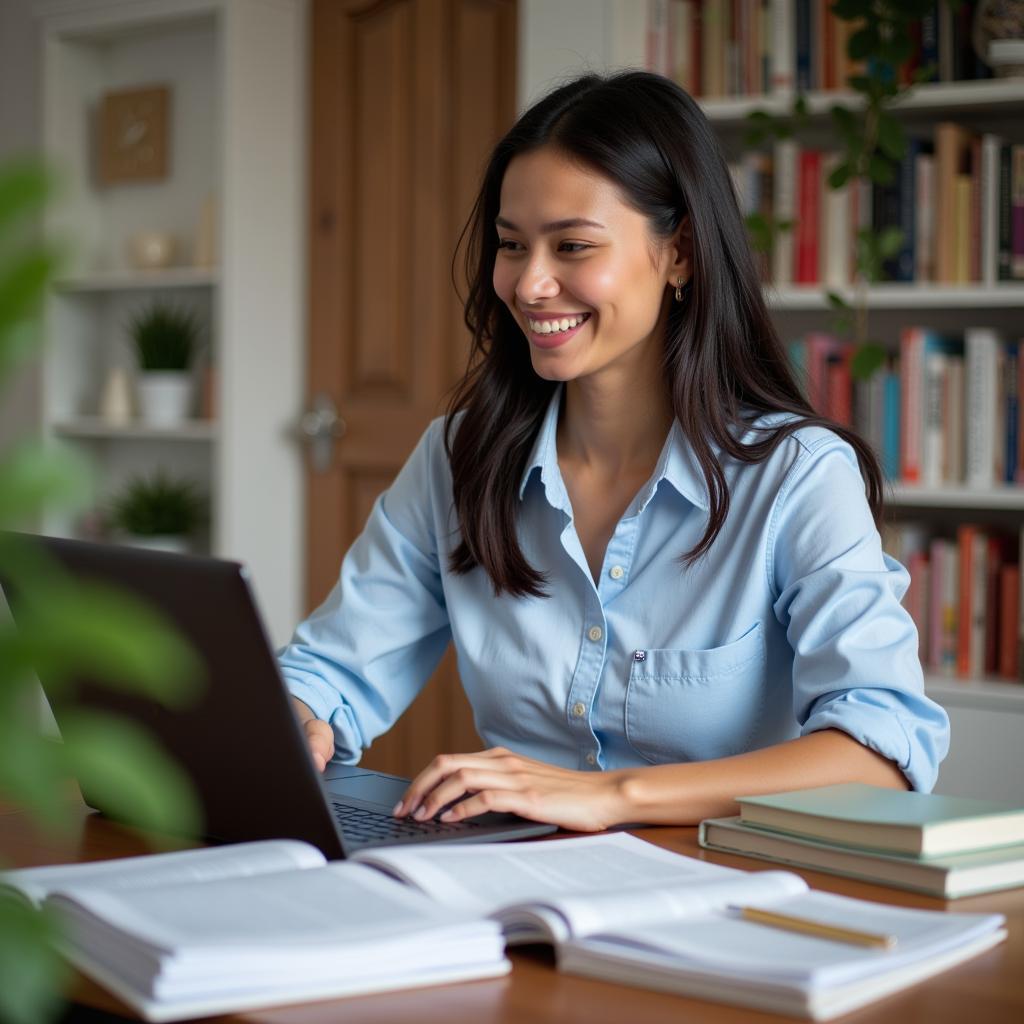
[[3, 797, 1023, 1024]]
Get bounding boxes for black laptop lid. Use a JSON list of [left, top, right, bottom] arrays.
[[8, 535, 345, 859]]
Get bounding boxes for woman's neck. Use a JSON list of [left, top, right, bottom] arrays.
[[558, 370, 673, 480]]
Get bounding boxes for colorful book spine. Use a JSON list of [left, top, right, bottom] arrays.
[[883, 370, 901, 482], [964, 327, 1001, 488], [795, 148, 821, 283], [1013, 144, 1024, 279]]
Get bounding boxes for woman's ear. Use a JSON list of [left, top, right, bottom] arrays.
[[669, 215, 693, 286]]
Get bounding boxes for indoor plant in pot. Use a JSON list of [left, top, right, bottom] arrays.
[[107, 471, 207, 554], [128, 303, 202, 426]]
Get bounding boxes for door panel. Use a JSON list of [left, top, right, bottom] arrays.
[[308, 0, 516, 777]]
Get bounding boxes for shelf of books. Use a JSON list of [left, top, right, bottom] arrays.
[[644, 3, 1024, 706]]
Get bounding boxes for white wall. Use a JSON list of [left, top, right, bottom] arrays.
[[0, 0, 43, 451], [517, 0, 645, 111]]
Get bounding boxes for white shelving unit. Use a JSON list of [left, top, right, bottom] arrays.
[[35, 0, 308, 646]]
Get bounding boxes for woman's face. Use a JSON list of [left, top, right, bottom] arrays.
[[492, 146, 685, 385]]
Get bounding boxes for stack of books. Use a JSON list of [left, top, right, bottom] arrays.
[[700, 783, 1024, 898]]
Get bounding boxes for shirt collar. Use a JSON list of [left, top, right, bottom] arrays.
[[518, 386, 710, 513]]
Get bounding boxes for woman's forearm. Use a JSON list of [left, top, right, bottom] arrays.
[[609, 728, 909, 827]]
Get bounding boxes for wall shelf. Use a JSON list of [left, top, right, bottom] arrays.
[[887, 486, 1024, 511], [925, 676, 1024, 714], [53, 417, 218, 442], [702, 77, 1024, 125], [766, 285, 1024, 312], [53, 267, 219, 293]]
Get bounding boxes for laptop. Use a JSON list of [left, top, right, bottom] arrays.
[[6, 534, 556, 858]]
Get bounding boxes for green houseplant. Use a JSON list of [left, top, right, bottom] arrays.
[[0, 159, 203, 1024], [744, 0, 962, 379], [107, 471, 208, 553], [127, 303, 202, 427]]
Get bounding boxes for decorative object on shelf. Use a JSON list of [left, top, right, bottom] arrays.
[[975, 0, 1024, 75], [98, 366, 134, 425], [98, 84, 170, 185], [200, 362, 218, 421], [127, 230, 177, 270], [106, 471, 207, 554], [128, 302, 202, 426], [193, 193, 217, 268]]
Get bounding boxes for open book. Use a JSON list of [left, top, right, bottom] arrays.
[[3, 833, 1006, 1022]]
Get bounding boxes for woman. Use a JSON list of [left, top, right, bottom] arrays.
[[279, 71, 948, 832]]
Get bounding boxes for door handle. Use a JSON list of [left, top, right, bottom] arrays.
[[294, 392, 346, 472]]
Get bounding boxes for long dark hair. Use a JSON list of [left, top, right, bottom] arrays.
[[445, 71, 883, 598]]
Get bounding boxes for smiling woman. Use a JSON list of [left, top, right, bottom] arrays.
[[277, 72, 949, 833]]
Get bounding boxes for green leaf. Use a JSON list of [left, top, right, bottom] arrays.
[[827, 162, 852, 189], [0, 442, 92, 526], [744, 212, 772, 254], [868, 153, 896, 185], [847, 75, 873, 94], [830, 0, 870, 18], [0, 160, 53, 236], [851, 343, 888, 380], [848, 26, 879, 61], [878, 226, 904, 258], [793, 94, 809, 119], [60, 711, 202, 841], [827, 291, 852, 311], [0, 248, 60, 336], [876, 114, 906, 161], [0, 900, 69, 1024], [0, 713, 68, 833]]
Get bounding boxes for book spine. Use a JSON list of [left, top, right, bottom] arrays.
[[957, 524, 976, 677], [969, 134, 982, 283], [827, 350, 852, 426], [954, 174, 972, 283], [981, 133, 1001, 286], [970, 530, 988, 678], [1006, 342, 1019, 485], [915, 152, 935, 283], [941, 538, 959, 675], [965, 327, 999, 487], [920, 4, 939, 81], [947, 357, 965, 483], [999, 142, 1013, 282], [796, 149, 821, 283], [896, 140, 917, 282], [984, 535, 1002, 675], [1013, 144, 1024, 279], [999, 563, 1020, 679], [900, 327, 923, 483], [883, 368, 901, 481], [773, 139, 797, 285], [922, 350, 947, 487], [795, 0, 811, 91], [822, 152, 850, 287], [928, 537, 945, 670], [935, 122, 962, 283]]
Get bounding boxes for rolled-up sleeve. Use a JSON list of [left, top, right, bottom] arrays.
[[277, 422, 451, 763], [769, 435, 949, 792]]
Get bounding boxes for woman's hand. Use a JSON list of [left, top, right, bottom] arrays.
[[290, 697, 334, 772], [393, 747, 628, 833]]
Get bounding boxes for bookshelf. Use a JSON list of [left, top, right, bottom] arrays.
[[34, 0, 307, 646]]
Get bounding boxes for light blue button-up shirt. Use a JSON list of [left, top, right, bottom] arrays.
[[279, 389, 949, 792]]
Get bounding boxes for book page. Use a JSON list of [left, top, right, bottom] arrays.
[[352, 833, 743, 938], [1, 839, 325, 908], [50, 862, 482, 957], [572, 889, 1005, 988]]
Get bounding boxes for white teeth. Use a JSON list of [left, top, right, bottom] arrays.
[[527, 314, 587, 335]]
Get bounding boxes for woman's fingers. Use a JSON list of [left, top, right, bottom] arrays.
[[395, 748, 515, 817], [410, 767, 523, 821], [303, 719, 334, 773]]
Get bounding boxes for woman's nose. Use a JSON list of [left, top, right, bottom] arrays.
[[515, 255, 559, 304]]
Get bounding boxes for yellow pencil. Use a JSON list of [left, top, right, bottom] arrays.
[[732, 905, 897, 950]]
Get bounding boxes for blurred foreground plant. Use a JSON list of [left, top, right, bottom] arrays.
[[0, 159, 203, 1024]]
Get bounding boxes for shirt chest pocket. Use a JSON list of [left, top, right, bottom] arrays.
[[624, 622, 767, 765]]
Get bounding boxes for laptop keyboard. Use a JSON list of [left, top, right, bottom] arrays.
[[331, 802, 487, 844]]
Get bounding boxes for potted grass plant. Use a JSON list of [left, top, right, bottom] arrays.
[[128, 303, 202, 426], [107, 471, 208, 554]]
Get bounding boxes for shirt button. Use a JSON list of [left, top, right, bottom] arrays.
[[587, 625, 603, 642], [572, 701, 586, 718], [585, 753, 597, 766], [609, 565, 624, 580]]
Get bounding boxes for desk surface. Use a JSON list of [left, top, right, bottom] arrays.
[[2, 797, 1023, 1024]]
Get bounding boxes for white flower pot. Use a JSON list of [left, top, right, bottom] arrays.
[[137, 371, 193, 426], [122, 534, 191, 555]]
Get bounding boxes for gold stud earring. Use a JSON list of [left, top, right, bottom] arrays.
[[674, 277, 684, 302]]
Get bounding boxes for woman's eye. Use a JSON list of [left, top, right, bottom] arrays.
[[559, 242, 590, 253], [496, 239, 522, 251]]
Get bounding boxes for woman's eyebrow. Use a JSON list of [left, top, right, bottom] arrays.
[[495, 216, 607, 233]]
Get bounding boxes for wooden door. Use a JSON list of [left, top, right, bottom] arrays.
[[307, 0, 517, 776]]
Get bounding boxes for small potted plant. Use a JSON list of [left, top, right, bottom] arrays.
[[128, 303, 202, 426], [107, 471, 207, 554]]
